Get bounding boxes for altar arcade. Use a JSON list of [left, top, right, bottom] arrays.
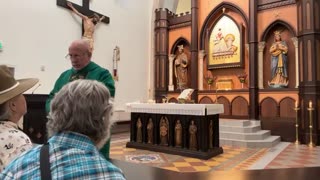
[[153, 0, 320, 146]]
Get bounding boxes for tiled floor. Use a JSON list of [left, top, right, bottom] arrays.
[[110, 132, 320, 172], [265, 143, 320, 169]]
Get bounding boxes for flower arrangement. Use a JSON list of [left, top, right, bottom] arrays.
[[205, 75, 217, 85], [237, 73, 247, 83], [204, 72, 217, 90]]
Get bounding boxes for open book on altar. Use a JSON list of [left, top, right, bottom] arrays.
[[177, 88, 195, 103]]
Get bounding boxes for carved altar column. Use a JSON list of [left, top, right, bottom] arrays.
[[198, 50, 206, 91], [297, 0, 320, 145], [248, 0, 259, 120], [168, 54, 176, 91], [258, 42, 265, 89], [291, 37, 299, 88]]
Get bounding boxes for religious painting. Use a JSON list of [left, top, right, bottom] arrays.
[[208, 15, 243, 69]]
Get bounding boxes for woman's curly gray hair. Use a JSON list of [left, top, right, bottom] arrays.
[[47, 79, 113, 147]]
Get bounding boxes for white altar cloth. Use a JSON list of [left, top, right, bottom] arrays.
[[126, 103, 224, 116]]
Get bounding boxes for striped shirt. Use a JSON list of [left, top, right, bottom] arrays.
[[0, 132, 126, 180]]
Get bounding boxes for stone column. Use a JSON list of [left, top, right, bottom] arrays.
[[291, 37, 299, 88], [168, 54, 176, 91], [258, 42, 265, 89], [198, 50, 206, 90]]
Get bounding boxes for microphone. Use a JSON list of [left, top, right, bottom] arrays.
[[32, 83, 41, 94]]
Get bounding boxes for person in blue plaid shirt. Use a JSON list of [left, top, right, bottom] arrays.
[[0, 79, 125, 179]]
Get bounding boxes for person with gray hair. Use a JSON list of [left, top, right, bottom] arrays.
[[1, 80, 125, 179]]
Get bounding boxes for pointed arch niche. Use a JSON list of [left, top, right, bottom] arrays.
[[168, 37, 191, 91], [199, 2, 249, 91], [260, 20, 297, 89]]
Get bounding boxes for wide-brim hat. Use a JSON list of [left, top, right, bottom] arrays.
[[0, 65, 39, 104]]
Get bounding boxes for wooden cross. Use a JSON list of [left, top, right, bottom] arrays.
[[57, 0, 109, 34]]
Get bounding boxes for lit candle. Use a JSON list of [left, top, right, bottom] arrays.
[[309, 101, 313, 108], [295, 101, 298, 108]]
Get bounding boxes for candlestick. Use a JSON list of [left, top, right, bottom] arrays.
[[293, 102, 300, 145], [307, 100, 315, 147]]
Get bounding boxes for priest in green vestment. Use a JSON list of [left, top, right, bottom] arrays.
[[45, 39, 115, 159]]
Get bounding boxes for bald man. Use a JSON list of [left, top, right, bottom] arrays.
[[46, 39, 115, 159]]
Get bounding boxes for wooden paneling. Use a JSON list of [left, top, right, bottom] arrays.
[[199, 96, 213, 104], [279, 97, 295, 118], [260, 98, 277, 117], [260, 97, 295, 142], [168, 97, 178, 103], [218, 96, 231, 116], [231, 96, 248, 116]]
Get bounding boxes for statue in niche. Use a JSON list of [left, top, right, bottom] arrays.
[[268, 30, 289, 88], [209, 120, 213, 149], [189, 120, 197, 150], [136, 118, 142, 143], [174, 120, 182, 147], [174, 45, 188, 90], [159, 117, 169, 146], [147, 118, 154, 144], [68, 2, 105, 52]]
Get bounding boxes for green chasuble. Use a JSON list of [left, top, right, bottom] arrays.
[[45, 61, 115, 159]]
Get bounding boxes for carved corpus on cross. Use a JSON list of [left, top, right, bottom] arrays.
[[57, 0, 110, 33]]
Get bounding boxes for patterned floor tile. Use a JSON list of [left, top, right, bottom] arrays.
[[110, 132, 320, 172]]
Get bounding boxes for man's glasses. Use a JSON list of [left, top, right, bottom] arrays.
[[65, 53, 86, 60]]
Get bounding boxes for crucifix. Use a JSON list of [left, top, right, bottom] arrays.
[[57, 0, 110, 51]]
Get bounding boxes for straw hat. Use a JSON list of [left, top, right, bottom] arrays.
[[0, 65, 39, 104]]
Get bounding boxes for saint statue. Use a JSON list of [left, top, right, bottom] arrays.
[[174, 45, 188, 90], [209, 120, 213, 149], [136, 118, 142, 143], [189, 120, 197, 150], [147, 118, 153, 144], [174, 120, 182, 147], [159, 117, 169, 146], [68, 2, 105, 52], [268, 31, 289, 88]]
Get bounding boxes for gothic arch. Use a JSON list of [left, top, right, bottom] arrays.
[[261, 20, 296, 41], [199, 96, 214, 104], [199, 2, 249, 49], [217, 96, 231, 116], [170, 37, 190, 54], [168, 97, 178, 103], [260, 97, 278, 117], [231, 96, 248, 116], [279, 97, 295, 118]]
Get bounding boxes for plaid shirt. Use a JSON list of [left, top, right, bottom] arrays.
[[0, 132, 126, 180]]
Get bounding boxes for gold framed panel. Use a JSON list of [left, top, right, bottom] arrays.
[[208, 15, 244, 69]]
